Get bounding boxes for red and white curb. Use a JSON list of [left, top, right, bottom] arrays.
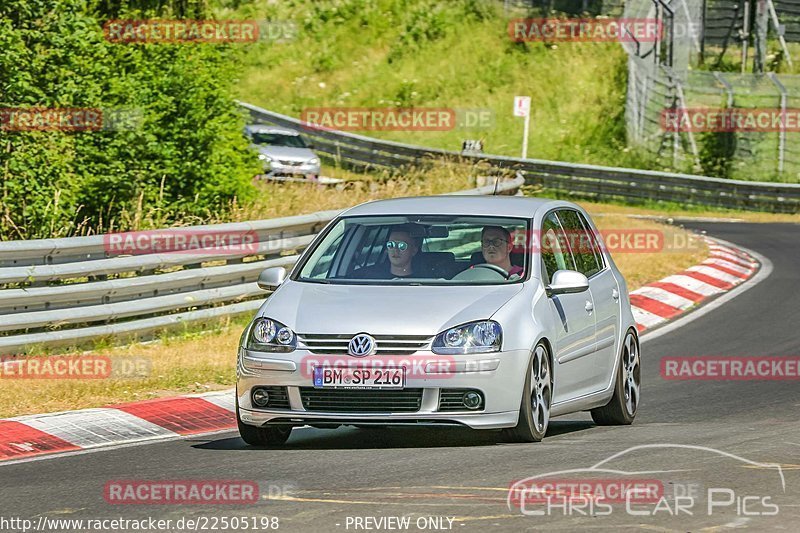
[[630, 237, 759, 333], [0, 237, 760, 464], [0, 391, 236, 463]]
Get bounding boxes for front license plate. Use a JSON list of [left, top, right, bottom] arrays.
[[312, 366, 406, 389]]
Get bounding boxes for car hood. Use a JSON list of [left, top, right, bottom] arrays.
[[254, 145, 316, 161], [259, 281, 525, 336]]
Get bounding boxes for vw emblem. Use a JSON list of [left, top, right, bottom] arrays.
[[348, 334, 376, 357]]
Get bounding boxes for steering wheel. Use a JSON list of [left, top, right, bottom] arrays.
[[472, 263, 510, 279]]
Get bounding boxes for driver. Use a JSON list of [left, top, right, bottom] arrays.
[[480, 226, 523, 277]]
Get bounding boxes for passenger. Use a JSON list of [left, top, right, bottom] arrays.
[[353, 224, 421, 279], [481, 226, 523, 277]]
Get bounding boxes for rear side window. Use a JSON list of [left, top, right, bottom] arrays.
[[556, 210, 602, 278]]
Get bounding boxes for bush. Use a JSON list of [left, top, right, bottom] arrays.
[[0, 0, 261, 239]]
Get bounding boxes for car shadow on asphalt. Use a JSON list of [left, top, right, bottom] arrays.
[[190, 420, 596, 451]]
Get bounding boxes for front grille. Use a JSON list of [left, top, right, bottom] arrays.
[[438, 388, 485, 411], [252, 386, 290, 409], [278, 159, 305, 166], [299, 387, 423, 413], [297, 334, 432, 355]]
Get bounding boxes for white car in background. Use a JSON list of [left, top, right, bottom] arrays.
[[245, 124, 320, 180], [236, 196, 640, 446]]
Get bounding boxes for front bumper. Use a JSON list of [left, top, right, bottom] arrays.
[[236, 348, 530, 430], [264, 161, 320, 177]]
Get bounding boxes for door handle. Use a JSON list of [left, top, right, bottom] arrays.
[[585, 301, 594, 313], [612, 289, 619, 301]]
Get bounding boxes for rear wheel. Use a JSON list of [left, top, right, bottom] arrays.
[[503, 343, 552, 443], [236, 399, 292, 446], [591, 329, 640, 425]]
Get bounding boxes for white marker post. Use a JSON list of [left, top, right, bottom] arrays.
[[514, 96, 531, 159]]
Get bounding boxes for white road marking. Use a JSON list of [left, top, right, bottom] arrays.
[[660, 274, 725, 296], [703, 257, 754, 275], [710, 250, 756, 267], [632, 306, 667, 329], [195, 390, 236, 412], [16, 409, 178, 448], [686, 265, 745, 284], [630, 286, 695, 310]]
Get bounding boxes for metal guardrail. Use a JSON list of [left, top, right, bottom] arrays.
[[5, 93, 800, 355], [239, 102, 800, 213], [0, 178, 522, 355]]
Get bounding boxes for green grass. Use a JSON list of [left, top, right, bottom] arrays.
[[206, 0, 800, 184], [216, 0, 656, 170]]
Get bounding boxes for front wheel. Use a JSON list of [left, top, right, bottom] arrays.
[[591, 329, 640, 425], [503, 343, 552, 443], [237, 399, 292, 446]]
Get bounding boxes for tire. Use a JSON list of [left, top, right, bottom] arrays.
[[591, 329, 640, 426], [503, 343, 552, 443], [236, 399, 292, 446]]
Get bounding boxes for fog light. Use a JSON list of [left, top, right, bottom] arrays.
[[463, 391, 482, 410], [252, 388, 270, 407], [276, 327, 294, 345]]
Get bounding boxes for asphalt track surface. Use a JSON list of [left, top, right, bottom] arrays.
[[1, 222, 798, 532]]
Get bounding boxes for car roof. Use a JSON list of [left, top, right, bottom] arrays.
[[245, 125, 300, 135], [341, 195, 582, 219]]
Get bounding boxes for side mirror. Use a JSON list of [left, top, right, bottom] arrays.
[[546, 270, 589, 297], [257, 267, 286, 291]]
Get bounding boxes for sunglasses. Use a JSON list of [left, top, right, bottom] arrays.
[[386, 240, 409, 251], [482, 238, 508, 248]]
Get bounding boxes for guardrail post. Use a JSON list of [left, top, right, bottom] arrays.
[[670, 70, 701, 171], [628, 58, 641, 143], [767, 0, 793, 68], [742, 0, 751, 73], [712, 72, 734, 108], [768, 72, 787, 175]]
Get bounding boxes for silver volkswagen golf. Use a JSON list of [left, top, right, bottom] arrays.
[[236, 196, 640, 445]]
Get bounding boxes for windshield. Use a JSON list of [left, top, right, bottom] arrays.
[[250, 132, 308, 148], [296, 215, 530, 285]]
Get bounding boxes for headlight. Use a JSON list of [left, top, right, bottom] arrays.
[[432, 320, 502, 354], [308, 157, 320, 165], [258, 154, 272, 161], [247, 317, 296, 352]]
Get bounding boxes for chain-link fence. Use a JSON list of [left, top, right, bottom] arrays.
[[625, 0, 800, 181], [502, 0, 800, 180]]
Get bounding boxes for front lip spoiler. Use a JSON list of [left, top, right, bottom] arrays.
[[238, 408, 520, 429], [262, 417, 470, 428]]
